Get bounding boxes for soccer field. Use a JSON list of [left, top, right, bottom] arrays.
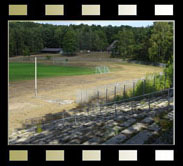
[[9, 54, 163, 135], [9, 62, 95, 82]]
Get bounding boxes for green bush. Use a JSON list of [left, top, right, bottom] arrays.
[[164, 61, 173, 87], [36, 124, 42, 133], [110, 62, 173, 104], [46, 56, 51, 60], [114, 66, 173, 102], [23, 47, 30, 56]]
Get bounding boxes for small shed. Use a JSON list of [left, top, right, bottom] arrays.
[[41, 48, 63, 54]]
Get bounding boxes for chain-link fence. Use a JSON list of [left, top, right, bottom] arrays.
[[76, 72, 164, 105]]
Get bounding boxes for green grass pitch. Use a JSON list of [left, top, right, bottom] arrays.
[[9, 62, 95, 82]]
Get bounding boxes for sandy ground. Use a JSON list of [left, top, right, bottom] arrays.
[[9, 56, 163, 135]]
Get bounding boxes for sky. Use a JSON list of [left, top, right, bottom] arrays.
[[35, 21, 154, 27]]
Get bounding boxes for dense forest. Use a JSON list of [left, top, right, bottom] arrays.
[[9, 22, 173, 63]]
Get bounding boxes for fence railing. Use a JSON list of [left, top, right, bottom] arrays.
[[24, 88, 174, 129], [76, 72, 164, 104]]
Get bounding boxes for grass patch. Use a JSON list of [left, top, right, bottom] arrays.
[[9, 62, 96, 82], [36, 124, 43, 133], [153, 116, 172, 131]]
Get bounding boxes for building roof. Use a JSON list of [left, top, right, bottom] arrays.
[[41, 48, 62, 52]]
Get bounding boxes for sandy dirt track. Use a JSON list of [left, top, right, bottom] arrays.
[[9, 56, 163, 135]]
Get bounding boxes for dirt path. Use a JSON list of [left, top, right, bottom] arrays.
[[9, 62, 163, 135]]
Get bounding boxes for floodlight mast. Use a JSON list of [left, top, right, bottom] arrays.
[[35, 57, 37, 96]]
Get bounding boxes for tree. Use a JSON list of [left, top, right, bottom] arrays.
[[62, 28, 78, 55], [23, 47, 30, 56], [78, 25, 92, 50], [91, 30, 108, 51], [112, 30, 135, 59], [53, 26, 68, 48], [9, 28, 16, 57], [132, 27, 152, 61], [9, 21, 174, 64], [148, 22, 173, 63]]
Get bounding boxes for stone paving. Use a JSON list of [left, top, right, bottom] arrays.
[[9, 96, 174, 145]]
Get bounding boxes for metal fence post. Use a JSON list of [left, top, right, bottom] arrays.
[[131, 101, 133, 111], [145, 79, 146, 94], [81, 90, 82, 104], [123, 84, 126, 98], [100, 104, 102, 115], [114, 85, 116, 99], [148, 95, 151, 111], [143, 80, 146, 95], [87, 107, 89, 116], [164, 72, 167, 90], [74, 115, 77, 125], [106, 88, 108, 103], [86, 89, 88, 102], [63, 111, 65, 126], [115, 104, 117, 119], [97, 90, 100, 103], [154, 75, 156, 90], [168, 88, 170, 106]]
